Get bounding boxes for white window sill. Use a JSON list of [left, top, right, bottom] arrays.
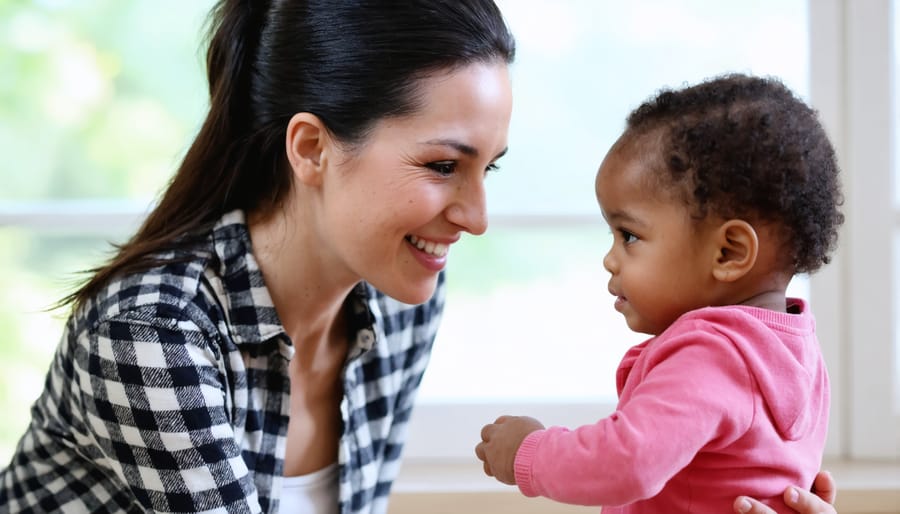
[[390, 458, 900, 514]]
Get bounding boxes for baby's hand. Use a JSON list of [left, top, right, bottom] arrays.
[[474, 415, 545, 485]]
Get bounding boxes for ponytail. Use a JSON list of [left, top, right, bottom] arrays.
[[62, 0, 279, 309]]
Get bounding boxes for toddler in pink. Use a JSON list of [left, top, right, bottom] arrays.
[[475, 73, 843, 513]]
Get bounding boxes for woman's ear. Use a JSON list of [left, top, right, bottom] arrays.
[[286, 112, 329, 186], [711, 219, 759, 283]]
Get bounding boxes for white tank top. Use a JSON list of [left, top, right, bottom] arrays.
[[280, 463, 340, 514]]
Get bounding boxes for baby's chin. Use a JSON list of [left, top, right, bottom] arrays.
[[625, 316, 666, 336]]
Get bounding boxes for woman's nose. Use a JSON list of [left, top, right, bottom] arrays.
[[447, 174, 488, 235]]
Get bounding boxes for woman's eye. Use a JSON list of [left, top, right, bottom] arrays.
[[426, 161, 456, 176], [485, 162, 500, 175]]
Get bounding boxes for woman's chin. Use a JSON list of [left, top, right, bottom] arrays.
[[378, 278, 439, 306]]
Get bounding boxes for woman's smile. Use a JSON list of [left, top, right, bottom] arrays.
[[406, 234, 456, 272], [406, 234, 450, 257]]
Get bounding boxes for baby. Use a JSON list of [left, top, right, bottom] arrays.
[[475, 73, 843, 513]]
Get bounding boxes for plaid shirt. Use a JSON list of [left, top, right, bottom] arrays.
[[0, 210, 444, 514]]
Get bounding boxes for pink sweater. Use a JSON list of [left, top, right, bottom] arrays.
[[514, 299, 829, 513]]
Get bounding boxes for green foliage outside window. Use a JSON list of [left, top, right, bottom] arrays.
[[1, 0, 211, 201], [0, 0, 214, 461]]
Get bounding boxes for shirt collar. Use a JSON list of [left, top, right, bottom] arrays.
[[209, 210, 378, 356]]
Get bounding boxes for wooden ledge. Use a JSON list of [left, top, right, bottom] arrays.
[[389, 459, 900, 514]]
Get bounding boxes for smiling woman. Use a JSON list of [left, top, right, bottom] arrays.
[[0, 1, 516, 512]]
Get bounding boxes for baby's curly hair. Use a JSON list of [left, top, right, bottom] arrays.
[[624, 73, 844, 274]]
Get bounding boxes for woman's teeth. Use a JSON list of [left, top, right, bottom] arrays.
[[408, 235, 449, 257]]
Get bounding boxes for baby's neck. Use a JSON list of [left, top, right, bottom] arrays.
[[734, 289, 789, 312]]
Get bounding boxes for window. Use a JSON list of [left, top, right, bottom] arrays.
[[2, 0, 898, 466], [823, 0, 900, 458], [895, 0, 900, 418]]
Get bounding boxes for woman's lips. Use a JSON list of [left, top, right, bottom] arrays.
[[406, 235, 451, 272]]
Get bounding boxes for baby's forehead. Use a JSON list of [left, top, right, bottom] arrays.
[[600, 145, 686, 199]]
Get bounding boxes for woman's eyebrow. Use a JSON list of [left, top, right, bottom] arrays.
[[422, 139, 508, 160]]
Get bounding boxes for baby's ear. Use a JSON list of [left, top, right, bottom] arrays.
[[711, 219, 759, 282]]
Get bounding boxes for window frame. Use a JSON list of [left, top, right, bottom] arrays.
[[3, 0, 898, 463], [808, 0, 899, 459]]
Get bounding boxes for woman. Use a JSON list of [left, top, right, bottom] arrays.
[[0, 1, 837, 513], [1, 1, 513, 512]]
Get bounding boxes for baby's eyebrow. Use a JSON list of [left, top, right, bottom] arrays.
[[604, 209, 643, 226]]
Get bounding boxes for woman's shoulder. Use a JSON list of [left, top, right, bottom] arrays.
[[75, 212, 254, 330], [74, 245, 219, 333]]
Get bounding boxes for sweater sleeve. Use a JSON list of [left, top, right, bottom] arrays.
[[514, 325, 756, 506], [79, 304, 263, 513]]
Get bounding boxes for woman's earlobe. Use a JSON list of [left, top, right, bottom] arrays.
[[286, 112, 327, 185], [711, 219, 759, 282]]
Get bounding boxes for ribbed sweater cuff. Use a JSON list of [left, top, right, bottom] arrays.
[[514, 430, 545, 497]]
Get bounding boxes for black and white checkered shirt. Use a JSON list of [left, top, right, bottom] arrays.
[[0, 210, 444, 513]]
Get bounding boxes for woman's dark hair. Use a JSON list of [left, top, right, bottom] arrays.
[[64, 0, 516, 308], [622, 73, 844, 274]]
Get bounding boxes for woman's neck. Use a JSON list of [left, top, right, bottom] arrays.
[[247, 206, 357, 347]]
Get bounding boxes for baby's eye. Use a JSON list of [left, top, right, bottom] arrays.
[[426, 161, 456, 176], [621, 230, 638, 244]]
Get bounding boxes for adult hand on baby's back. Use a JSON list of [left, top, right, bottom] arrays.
[[475, 415, 545, 485], [734, 471, 837, 514]]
